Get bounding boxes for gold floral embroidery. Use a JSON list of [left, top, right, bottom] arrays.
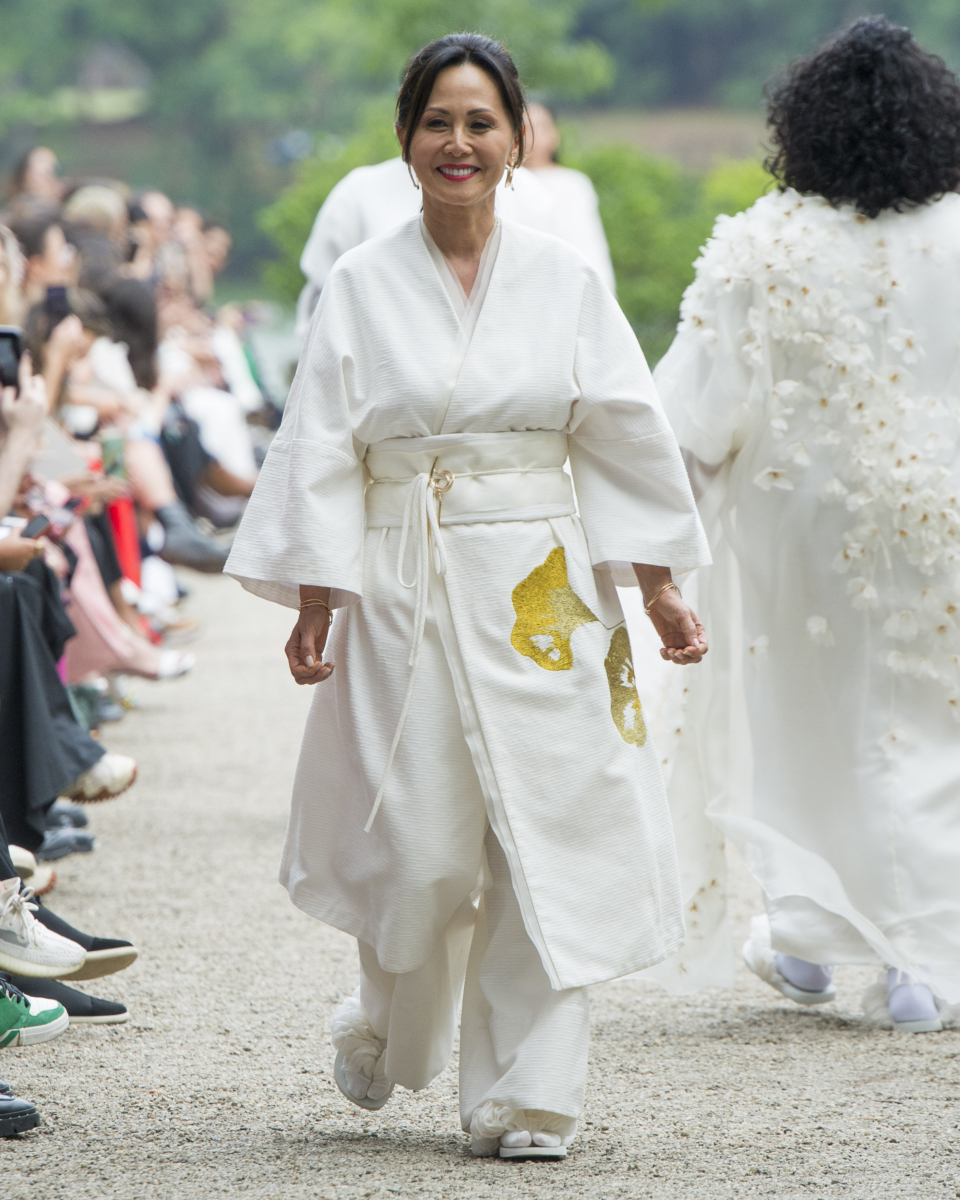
[[510, 547, 598, 671], [605, 626, 647, 746]]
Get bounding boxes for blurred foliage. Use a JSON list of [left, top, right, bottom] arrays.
[[577, 0, 960, 108], [0, 0, 612, 271], [259, 100, 400, 299], [260, 123, 770, 363], [573, 145, 769, 360]]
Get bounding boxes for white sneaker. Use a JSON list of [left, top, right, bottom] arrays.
[[742, 915, 836, 1006], [7, 845, 36, 881], [0, 882, 86, 978], [63, 754, 138, 803]]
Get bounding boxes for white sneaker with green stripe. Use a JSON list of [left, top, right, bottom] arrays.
[[0, 976, 69, 1047]]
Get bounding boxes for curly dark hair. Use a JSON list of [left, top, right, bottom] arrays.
[[765, 16, 960, 218]]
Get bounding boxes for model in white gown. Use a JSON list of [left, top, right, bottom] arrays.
[[653, 185, 960, 1023], [229, 37, 709, 1155], [524, 102, 616, 293]]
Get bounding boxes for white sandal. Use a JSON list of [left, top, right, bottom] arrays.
[[330, 989, 394, 1110]]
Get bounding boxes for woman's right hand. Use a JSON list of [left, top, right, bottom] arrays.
[[285, 607, 336, 685]]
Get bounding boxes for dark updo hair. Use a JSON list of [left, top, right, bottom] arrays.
[[765, 16, 960, 219], [396, 33, 525, 165]]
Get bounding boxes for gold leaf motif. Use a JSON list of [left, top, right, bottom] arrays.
[[510, 547, 598, 671], [605, 626, 647, 745]]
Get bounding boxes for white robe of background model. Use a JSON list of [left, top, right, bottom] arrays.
[[227, 215, 709, 991], [295, 157, 558, 337], [651, 187, 960, 1003], [528, 164, 615, 294]]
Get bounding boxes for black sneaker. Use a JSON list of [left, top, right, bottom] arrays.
[[0, 1092, 40, 1136], [6, 976, 128, 1025], [29, 896, 138, 982]]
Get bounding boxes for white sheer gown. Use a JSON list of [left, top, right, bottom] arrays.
[[652, 188, 960, 1005]]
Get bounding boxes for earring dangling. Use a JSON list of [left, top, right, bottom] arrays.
[[505, 159, 517, 191], [408, 163, 420, 191]]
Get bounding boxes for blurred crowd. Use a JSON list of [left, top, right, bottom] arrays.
[[0, 146, 276, 1134]]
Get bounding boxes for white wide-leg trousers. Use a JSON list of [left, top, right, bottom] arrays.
[[357, 826, 590, 1139]]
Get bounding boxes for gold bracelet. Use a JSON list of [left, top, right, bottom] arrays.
[[299, 598, 333, 624], [644, 581, 679, 615]]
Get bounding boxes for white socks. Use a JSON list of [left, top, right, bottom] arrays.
[[501, 1130, 562, 1149], [887, 969, 940, 1026], [775, 952, 834, 994], [469, 1101, 576, 1157]]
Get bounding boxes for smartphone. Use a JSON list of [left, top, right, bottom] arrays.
[[0, 326, 23, 389], [45, 286, 71, 329], [22, 514, 51, 539]]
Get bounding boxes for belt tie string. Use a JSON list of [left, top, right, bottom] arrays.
[[364, 467, 451, 832]]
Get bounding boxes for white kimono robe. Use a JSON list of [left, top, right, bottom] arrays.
[[654, 188, 960, 1003], [295, 157, 556, 336], [227, 215, 709, 992]]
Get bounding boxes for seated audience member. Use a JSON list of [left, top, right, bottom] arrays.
[[0, 357, 138, 853], [6, 209, 77, 308], [0, 225, 26, 326], [61, 184, 129, 297], [22, 290, 231, 573], [3, 147, 64, 215]]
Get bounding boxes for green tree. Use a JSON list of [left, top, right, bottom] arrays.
[[576, 0, 960, 108], [0, 0, 612, 269], [573, 145, 770, 361]]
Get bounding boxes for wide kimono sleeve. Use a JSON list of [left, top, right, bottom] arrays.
[[224, 269, 365, 610], [567, 266, 710, 580], [653, 211, 766, 467]]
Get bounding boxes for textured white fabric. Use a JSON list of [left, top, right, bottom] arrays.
[[226, 215, 708, 989], [295, 157, 556, 336], [654, 189, 960, 1002], [530, 166, 616, 293], [356, 828, 587, 1140], [180, 386, 258, 481]]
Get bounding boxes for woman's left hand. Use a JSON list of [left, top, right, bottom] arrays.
[[646, 586, 708, 664]]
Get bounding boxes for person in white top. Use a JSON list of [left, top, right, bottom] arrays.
[[653, 16, 960, 1033], [523, 102, 616, 293], [228, 32, 708, 1158], [296, 150, 556, 337]]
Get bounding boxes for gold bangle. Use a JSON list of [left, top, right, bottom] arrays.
[[644, 581, 679, 615], [299, 598, 333, 624]]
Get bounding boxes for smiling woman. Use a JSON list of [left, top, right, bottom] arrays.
[[397, 35, 525, 295], [224, 30, 709, 1163]]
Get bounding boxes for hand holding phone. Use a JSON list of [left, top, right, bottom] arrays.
[[21, 513, 52, 539], [0, 326, 22, 390], [0, 347, 48, 438]]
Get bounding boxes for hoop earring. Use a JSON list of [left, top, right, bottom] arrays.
[[505, 159, 517, 191], [407, 163, 420, 191]]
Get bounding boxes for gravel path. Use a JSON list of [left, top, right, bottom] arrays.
[[2, 573, 958, 1199]]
